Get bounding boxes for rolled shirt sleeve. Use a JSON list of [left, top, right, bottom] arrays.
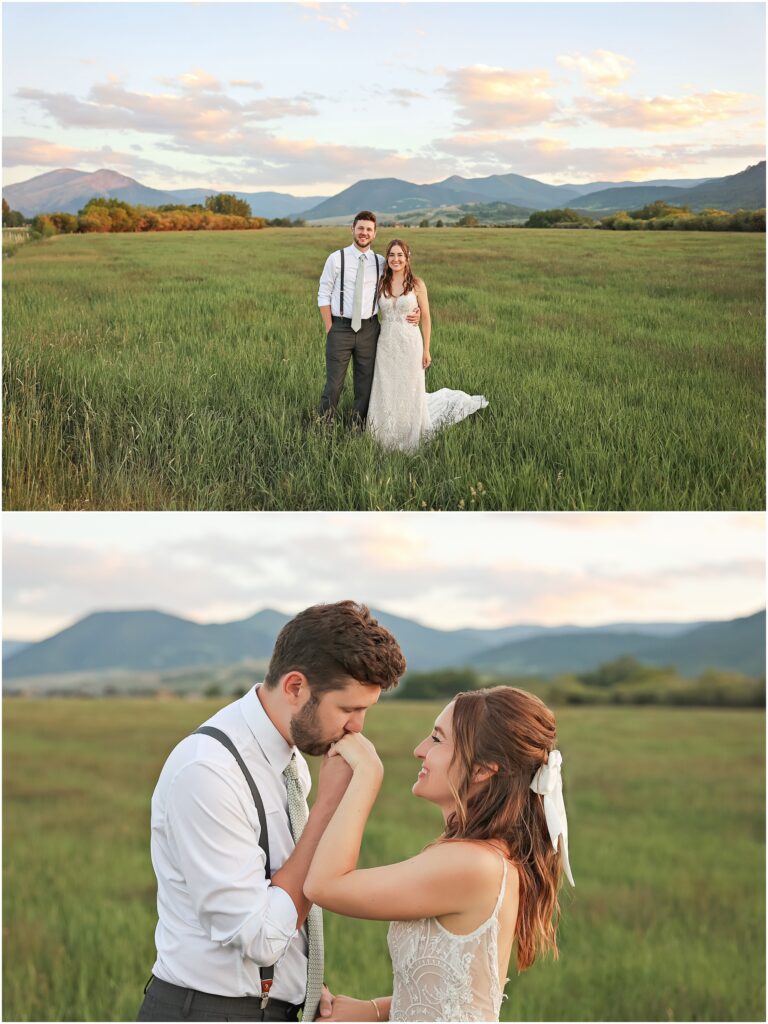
[[165, 760, 298, 967], [317, 251, 338, 308]]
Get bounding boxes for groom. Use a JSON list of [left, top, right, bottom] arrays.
[[137, 601, 406, 1022], [317, 210, 419, 424]]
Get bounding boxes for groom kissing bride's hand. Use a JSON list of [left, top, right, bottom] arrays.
[[136, 602, 406, 1024]]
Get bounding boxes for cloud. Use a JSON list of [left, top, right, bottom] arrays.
[[4, 509, 764, 640], [432, 132, 765, 180], [161, 133, 451, 187], [443, 65, 557, 130], [558, 49, 635, 91], [2, 135, 219, 182], [3, 136, 83, 167], [16, 77, 319, 148], [230, 79, 262, 89], [175, 69, 222, 92], [389, 88, 426, 107], [572, 87, 761, 132], [298, 1, 357, 31]]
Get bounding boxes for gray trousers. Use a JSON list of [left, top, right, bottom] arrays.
[[319, 317, 380, 422], [137, 977, 302, 1022]]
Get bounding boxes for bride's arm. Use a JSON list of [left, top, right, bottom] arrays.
[[304, 733, 486, 922], [327, 994, 393, 1021], [414, 279, 431, 366]]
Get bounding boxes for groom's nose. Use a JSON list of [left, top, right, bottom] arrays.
[[345, 712, 365, 733]]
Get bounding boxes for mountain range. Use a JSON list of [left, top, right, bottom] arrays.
[[2, 169, 329, 219], [3, 607, 763, 686], [7, 163, 763, 220]]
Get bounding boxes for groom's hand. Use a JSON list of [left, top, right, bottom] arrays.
[[315, 748, 353, 812], [314, 984, 334, 1019], [406, 305, 421, 325]]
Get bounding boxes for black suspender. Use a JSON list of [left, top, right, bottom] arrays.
[[338, 248, 381, 319], [372, 253, 381, 315], [339, 248, 344, 315], [194, 726, 274, 1007]]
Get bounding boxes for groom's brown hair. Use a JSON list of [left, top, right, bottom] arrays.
[[264, 600, 405, 693], [353, 210, 377, 226]]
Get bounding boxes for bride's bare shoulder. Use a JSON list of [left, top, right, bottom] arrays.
[[427, 839, 513, 883]]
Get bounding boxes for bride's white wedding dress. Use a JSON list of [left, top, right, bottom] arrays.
[[387, 855, 510, 1022], [367, 291, 488, 452]]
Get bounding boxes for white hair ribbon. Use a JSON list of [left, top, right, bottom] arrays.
[[530, 749, 575, 886]]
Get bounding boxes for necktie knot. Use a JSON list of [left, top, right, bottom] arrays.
[[283, 753, 299, 783]]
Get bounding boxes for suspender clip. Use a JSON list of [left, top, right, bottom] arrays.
[[260, 978, 273, 1010]]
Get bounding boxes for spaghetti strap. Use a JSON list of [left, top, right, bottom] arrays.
[[492, 854, 508, 917]]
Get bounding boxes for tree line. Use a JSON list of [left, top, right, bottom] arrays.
[[392, 659, 765, 707], [524, 200, 765, 231], [2, 194, 308, 237]]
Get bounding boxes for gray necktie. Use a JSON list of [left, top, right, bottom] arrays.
[[284, 755, 324, 1022], [351, 253, 366, 332]]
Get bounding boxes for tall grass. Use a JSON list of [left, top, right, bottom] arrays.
[[3, 699, 764, 1021], [3, 229, 764, 509]]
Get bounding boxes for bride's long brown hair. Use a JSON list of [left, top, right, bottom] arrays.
[[378, 238, 417, 298], [440, 686, 564, 971]]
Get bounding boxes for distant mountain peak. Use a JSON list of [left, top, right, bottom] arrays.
[[82, 168, 140, 187]]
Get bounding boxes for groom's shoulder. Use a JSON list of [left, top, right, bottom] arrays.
[[158, 698, 251, 777], [324, 245, 346, 267]]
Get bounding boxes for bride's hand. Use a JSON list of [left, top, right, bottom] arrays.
[[328, 732, 383, 778], [322, 995, 381, 1021], [422, 351, 431, 369]]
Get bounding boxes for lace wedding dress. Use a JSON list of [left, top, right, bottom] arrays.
[[367, 292, 488, 452], [387, 857, 510, 1022]]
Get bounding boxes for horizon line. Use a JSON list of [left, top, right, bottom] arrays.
[[5, 602, 766, 646]]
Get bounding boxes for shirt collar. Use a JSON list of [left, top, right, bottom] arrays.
[[349, 243, 371, 259], [242, 685, 296, 774]]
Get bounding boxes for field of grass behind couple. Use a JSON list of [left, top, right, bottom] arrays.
[[2, 222, 764, 510], [3, 699, 764, 1022]]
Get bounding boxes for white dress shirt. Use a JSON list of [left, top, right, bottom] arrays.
[[317, 244, 384, 319], [150, 687, 313, 1002]]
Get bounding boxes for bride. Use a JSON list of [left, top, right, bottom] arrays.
[[304, 686, 574, 1022], [366, 240, 488, 452]]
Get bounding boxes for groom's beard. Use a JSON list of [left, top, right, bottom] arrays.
[[289, 694, 337, 756]]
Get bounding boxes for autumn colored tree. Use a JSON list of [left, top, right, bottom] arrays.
[[526, 208, 588, 228], [31, 214, 57, 237], [49, 212, 78, 233], [205, 193, 252, 218]]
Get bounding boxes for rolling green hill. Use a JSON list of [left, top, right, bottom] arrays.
[[2, 609, 284, 678], [575, 161, 765, 215], [473, 611, 765, 678]]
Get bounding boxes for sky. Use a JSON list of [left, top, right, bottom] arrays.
[[3, 2, 765, 195], [3, 512, 764, 640]]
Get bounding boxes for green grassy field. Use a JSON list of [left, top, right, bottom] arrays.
[[3, 228, 764, 510], [3, 698, 765, 1021]]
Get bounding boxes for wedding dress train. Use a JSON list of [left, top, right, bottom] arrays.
[[367, 292, 488, 452]]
